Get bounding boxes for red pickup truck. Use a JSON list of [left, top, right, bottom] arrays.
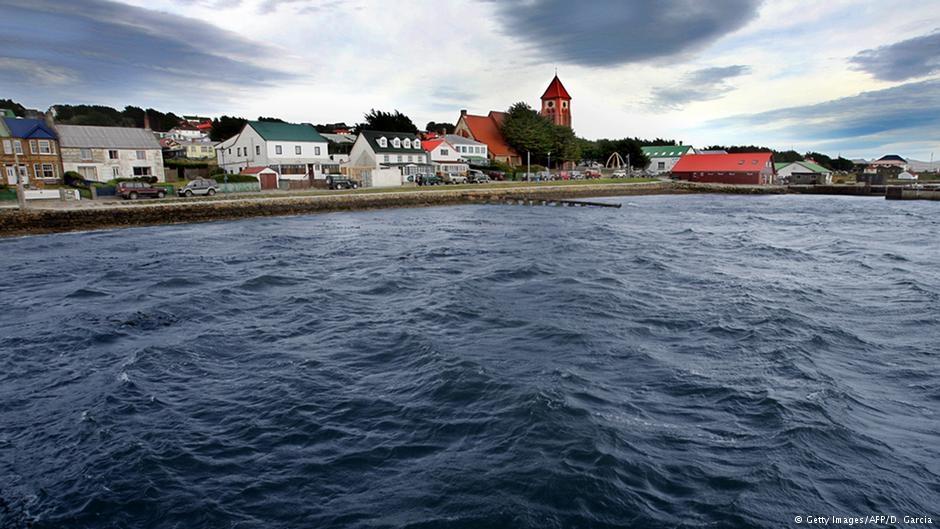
[[117, 181, 166, 200]]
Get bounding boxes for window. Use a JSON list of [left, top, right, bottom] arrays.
[[2, 140, 10, 154], [228, 148, 232, 155], [29, 140, 37, 154], [202, 146, 209, 153], [295, 145, 302, 155], [13, 141, 23, 155], [108, 150, 118, 159], [112, 167, 120, 177], [315, 146, 321, 156], [255, 145, 260, 156], [562, 101, 568, 108], [78, 166, 97, 180], [133, 167, 152, 176], [136, 150, 146, 160], [657, 162, 665, 170], [378, 137, 387, 148], [407, 155, 413, 162], [80, 148, 92, 160], [39, 140, 53, 154], [39, 164, 55, 178], [5, 166, 14, 182], [383, 155, 389, 162], [276, 145, 283, 155], [441, 149, 448, 156], [18, 165, 28, 178], [392, 138, 401, 148], [546, 101, 554, 108], [403, 139, 411, 149], [397, 155, 402, 162]]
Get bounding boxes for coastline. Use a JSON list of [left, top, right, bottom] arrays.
[[0, 181, 788, 238]]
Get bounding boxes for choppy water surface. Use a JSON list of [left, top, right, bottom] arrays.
[[1, 195, 939, 528]]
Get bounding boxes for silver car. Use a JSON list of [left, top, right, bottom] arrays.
[[178, 178, 219, 197]]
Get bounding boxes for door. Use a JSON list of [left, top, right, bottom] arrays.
[[260, 172, 277, 190]]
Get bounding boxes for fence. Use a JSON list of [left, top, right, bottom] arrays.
[[220, 182, 261, 193]]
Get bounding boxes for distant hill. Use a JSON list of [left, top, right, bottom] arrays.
[[908, 159, 940, 172]]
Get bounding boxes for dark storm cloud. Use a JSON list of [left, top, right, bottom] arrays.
[[486, 0, 762, 66], [850, 30, 940, 81], [0, 0, 295, 104], [709, 79, 940, 148], [649, 65, 750, 109]]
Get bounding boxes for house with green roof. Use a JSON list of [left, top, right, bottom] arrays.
[[641, 144, 694, 175], [345, 130, 432, 187], [775, 160, 832, 185], [214, 120, 329, 187]]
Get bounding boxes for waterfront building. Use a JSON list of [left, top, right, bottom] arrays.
[[642, 145, 695, 175], [345, 130, 432, 187], [215, 121, 330, 181], [454, 110, 520, 166], [671, 152, 776, 185], [57, 124, 163, 182], [1, 116, 63, 185], [443, 134, 488, 165], [422, 137, 468, 176], [775, 161, 832, 185]]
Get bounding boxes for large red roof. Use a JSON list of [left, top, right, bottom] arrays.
[[541, 75, 571, 100], [460, 111, 516, 157], [672, 152, 774, 173]]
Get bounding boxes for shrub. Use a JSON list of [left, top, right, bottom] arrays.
[[208, 166, 226, 176], [63, 171, 85, 187], [226, 174, 259, 183]]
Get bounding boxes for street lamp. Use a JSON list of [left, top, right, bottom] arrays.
[[547, 151, 551, 181]]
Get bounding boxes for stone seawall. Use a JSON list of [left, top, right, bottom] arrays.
[[0, 181, 788, 238]]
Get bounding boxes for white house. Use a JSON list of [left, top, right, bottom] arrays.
[[344, 130, 432, 187], [775, 161, 833, 185], [422, 137, 468, 175], [443, 134, 488, 165], [57, 124, 165, 182], [642, 145, 694, 175], [215, 121, 330, 180]]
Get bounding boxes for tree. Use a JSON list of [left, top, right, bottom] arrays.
[[501, 102, 554, 162], [257, 116, 286, 123], [551, 125, 581, 166], [0, 99, 28, 116], [830, 157, 855, 172], [579, 138, 649, 168], [356, 109, 418, 133], [425, 121, 455, 134], [210, 115, 247, 141]]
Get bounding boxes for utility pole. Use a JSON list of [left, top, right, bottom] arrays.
[[13, 140, 26, 210], [527, 151, 531, 182], [547, 151, 551, 181], [626, 153, 631, 176]]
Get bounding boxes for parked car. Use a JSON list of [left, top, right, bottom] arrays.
[[468, 170, 490, 184], [612, 169, 627, 178], [487, 170, 506, 181], [117, 181, 165, 200], [584, 169, 602, 179], [442, 173, 469, 185], [327, 174, 359, 190], [178, 178, 218, 197], [569, 170, 583, 180], [416, 173, 442, 186]]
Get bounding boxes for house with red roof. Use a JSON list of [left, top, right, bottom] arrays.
[[422, 137, 468, 176], [671, 152, 776, 185], [454, 110, 520, 166]]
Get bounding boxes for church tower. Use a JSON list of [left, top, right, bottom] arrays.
[[540, 74, 572, 128]]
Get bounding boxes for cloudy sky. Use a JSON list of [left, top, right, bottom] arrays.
[[1, 0, 939, 160]]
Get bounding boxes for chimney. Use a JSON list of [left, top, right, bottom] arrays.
[[460, 109, 467, 117], [143, 112, 151, 130]]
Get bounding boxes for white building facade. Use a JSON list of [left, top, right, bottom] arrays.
[[215, 121, 330, 180], [56, 125, 165, 182], [642, 145, 694, 175], [345, 131, 432, 187]]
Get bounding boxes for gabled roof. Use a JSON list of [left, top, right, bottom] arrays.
[[672, 152, 774, 173], [56, 124, 161, 149], [321, 133, 356, 144], [777, 161, 830, 173], [247, 121, 327, 143], [541, 75, 571, 100], [2, 117, 57, 140], [421, 138, 445, 151], [641, 145, 692, 158], [241, 166, 277, 174], [359, 130, 425, 154], [458, 112, 515, 157]]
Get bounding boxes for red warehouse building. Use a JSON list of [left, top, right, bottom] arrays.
[[671, 152, 776, 185]]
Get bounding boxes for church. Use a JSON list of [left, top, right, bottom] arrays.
[[454, 74, 572, 167]]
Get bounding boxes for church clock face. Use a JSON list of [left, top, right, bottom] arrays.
[[546, 101, 554, 108]]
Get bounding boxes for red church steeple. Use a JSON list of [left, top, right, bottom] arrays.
[[540, 74, 572, 128]]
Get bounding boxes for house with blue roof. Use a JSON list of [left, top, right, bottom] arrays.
[[2, 116, 63, 185]]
